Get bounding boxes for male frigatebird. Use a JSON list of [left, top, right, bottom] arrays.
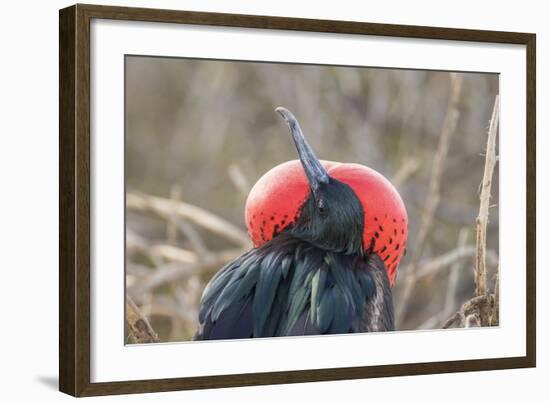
[[195, 107, 408, 339]]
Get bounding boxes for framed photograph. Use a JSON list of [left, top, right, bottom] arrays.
[[59, 4, 536, 397]]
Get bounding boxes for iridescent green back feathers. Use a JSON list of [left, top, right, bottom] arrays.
[[196, 234, 391, 340]]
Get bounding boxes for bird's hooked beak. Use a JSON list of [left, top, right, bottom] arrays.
[[275, 107, 330, 194]]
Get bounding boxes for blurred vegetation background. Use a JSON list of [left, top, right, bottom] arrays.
[[125, 56, 499, 343]]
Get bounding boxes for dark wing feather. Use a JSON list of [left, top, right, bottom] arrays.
[[285, 252, 393, 335], [286, 310, 321, 336], [195, 234, 394, 340], [197, 294, 254, 340], [195, 237, 292, 340], [195, 252, 253, 340]]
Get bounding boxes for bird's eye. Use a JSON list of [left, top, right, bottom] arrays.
[[317, 198, 327, 215]]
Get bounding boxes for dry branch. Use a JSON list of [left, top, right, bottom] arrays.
[[442, 294, 494, 329], [129, 236, 242, 270], [178, 219, 210, 256], [149, 244, 199, 264], [415, 246, 472, 279], [396, 74, 464, 325], [413, 73, 464, 262], [443, 228, 469, 318], [418, 228, 471, 329], [412, 246, 498, 280], [464, 314, 481, 328], [392, 158, 420, 189], [475, 95, 500, 326], [125, 295, 159, 343], [127, 248, 243, 296], [166, 185, 182, 245], [127, 191, 250, 247], [228, 163, 252, 196], [439, 96, 500, 330], [491, 270, 500, 326], [126, 191, 250, 342]]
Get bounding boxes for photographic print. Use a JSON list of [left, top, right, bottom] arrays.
[[124, 56, 500, 343], [59, 5, 535, 395]]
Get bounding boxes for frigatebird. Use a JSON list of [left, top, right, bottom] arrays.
[[195, 107, 408, 339]]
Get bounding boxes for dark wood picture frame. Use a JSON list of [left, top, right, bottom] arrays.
[[59, 3, 536, 397]]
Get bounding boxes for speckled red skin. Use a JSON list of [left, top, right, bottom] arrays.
[[245, 160, 408, 286]]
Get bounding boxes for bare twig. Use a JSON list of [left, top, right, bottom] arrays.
[[417, 228, 470, 330], [178, 220, 209, 257], [228, 163, 252, 196], [149, 244, 199, 264], [491, 270, 500, 326], [465, 314, 481, 328], [127, 191, 250, 247], [443, 228, 469, 318], [413, 74, 464, 263], [442, 294, 493, 329], [125, 295, 159, 343], [127, 233, 197, 264], [127, 249, 243, 296], [166, 185, 182, 245], [412, 246, 498, 280], [127, 224, 242, 289], [392, 158, 420, 189], [415, 246, 471, 278], [443, 311, 465, 329], [475, 95, 500, 326], [396, 74, 464, 325], [146, 243, 241, 270]]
